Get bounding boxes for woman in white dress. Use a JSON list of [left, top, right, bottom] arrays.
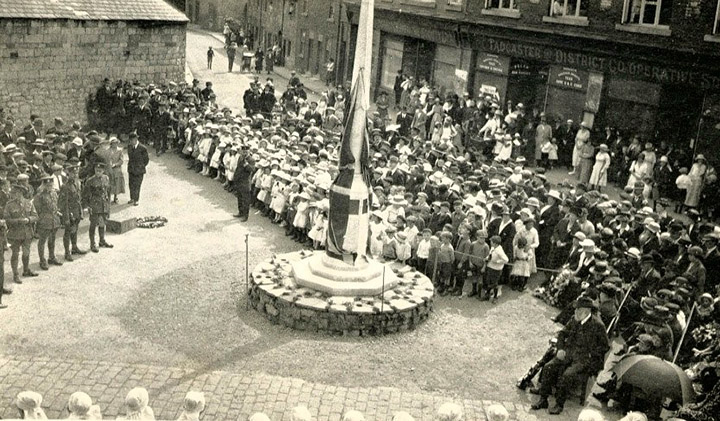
[[684, 154, 708, 208], [589, 144, 611, 191], [626, 152, 650, 188]]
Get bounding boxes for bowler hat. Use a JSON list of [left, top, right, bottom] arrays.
[[574, 296, 598, 310]]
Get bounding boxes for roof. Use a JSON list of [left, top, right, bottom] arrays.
[[0, 0, 189, 22]]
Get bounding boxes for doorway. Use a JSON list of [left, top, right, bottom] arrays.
[[506, 59, 548, 115]]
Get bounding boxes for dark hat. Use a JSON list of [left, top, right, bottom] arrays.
[[574, 296, 598, 310], [590, 261, 611, 276], [640, 254, 655, 264]]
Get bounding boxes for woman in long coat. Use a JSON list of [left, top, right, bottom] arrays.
[[685, 154, 708, 208], [589, 144, 611, 191], [578, 141, 595, 184], [109, 138, 125, 203]]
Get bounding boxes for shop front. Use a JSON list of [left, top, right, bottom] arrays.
[[469, 34, 720, 147]]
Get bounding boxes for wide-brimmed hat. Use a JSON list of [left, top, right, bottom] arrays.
[[590, 261, 611, 276]]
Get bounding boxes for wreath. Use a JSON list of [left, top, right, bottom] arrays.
[[137, 216, 168, 229]]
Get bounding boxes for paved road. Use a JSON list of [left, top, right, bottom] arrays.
[[0, 30, 592, 421]]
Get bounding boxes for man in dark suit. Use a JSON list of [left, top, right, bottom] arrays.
[[633, 254, 662, 300], [393, 70, 404, 107], [537, 191, 562, 267], [531, 297, 609, 415], [488, 207, 516, 283], [232, 146, 254, 222], [395, 106, 413, 137], [0, 120, 15, 146], [127, 133, 149, 206], [22, 118, 43, 143], [701, 233, 720, 293]]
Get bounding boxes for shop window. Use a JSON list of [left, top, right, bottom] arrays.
[[485, 0, 517, 10], [549, 0, 586, 17], [621, 0, 672, 27], [482, 0, 520, 18]]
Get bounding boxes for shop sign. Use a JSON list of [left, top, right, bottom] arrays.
[[550, 66, 587, 90], [476, 52, 510, 76], [455, 69, 468, 81], [585, 73, 604, 113], [482, 38, 720, 90]]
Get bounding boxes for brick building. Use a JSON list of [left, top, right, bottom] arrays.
[[344, 0, 720, 156], [186, 0, 245, 32], [0, 0, 188, 126]]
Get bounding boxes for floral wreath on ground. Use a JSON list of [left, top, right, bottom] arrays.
[[136, 216, 168, 229]]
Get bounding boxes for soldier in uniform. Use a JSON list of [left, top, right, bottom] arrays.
[[0, 177, 9, 307], [57, 159, 86, 261], [4, 183, 38, 283], [82, 162, 113, 252], [34, 175, 62, 270], [231, 146, 254, 222]]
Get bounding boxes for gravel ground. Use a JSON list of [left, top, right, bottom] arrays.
[[0, 30, 574, 417]]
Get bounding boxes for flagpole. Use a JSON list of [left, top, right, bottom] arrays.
[[672, 302, 696, 364], [245, 233, 250, 311]]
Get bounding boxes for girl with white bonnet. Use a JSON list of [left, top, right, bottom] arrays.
[[15, 390, 47, 419], [618, 412, 648, 421], [577, 408, 605, 421], [437, 402, 463, 421], [117, 387, 155, 420], [342, 410, 366, 421], [289, 405, 313, 421], [485, 404, 509, 421], [67, 391, 103, 420], [177, 391, 205, 421], [248, 413, 271, 421], [392, 411, 415, 421]]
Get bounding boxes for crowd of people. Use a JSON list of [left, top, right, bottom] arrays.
[[123, 70, 720, 418], [0, 105, 152, 306], [2, 59, 719, 418], [12, 386, 521, 421]]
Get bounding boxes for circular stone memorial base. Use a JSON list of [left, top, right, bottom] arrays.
[[248, 250, 434, 336]]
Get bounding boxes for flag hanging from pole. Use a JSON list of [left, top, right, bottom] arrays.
[[325, 0, 374, 267]]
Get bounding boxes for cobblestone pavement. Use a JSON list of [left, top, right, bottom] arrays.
[[0, 355, 562, 421]]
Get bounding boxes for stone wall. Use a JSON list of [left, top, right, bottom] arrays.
[[0, 19, 186, 125]]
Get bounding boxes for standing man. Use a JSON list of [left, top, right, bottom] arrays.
[[58, 159, 85, 261], [0, 177, 9, 307], [4, 184, 38, 283], [34, 175, 62, 270], [393, 70, 404, 110], [535, 113, 552, 167], [226, 42, 237, 72], [82, 162, 113, 252], [127, 133, 149, 206], [325, 58, 335, 87], [232, 146, 254, 221]]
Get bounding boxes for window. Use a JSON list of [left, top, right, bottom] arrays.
[[328, 4, 334, 20], [549, 0, 586, 17], [485, 0, 517, 10], [622, 0, 672, 26]]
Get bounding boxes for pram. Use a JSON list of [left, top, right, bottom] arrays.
[[241, 52, 254, 72]]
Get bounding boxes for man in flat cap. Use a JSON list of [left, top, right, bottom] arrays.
[[4, 183, 38, 282], [82, 162, 113, 252], [34, 175, 62, 269], [57, 159, 86, 260]]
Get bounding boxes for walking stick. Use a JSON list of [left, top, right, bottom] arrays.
[[245, 233, 250, 311], [606, 285, 633, 335], [381, 265, 386, 313], [672, 302, 696, 364]]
